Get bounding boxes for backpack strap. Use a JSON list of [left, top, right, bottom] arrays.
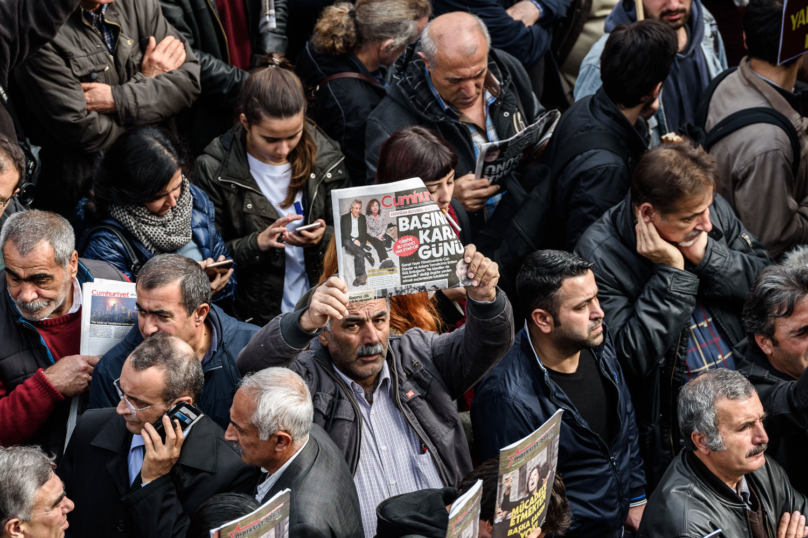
[[551, 130, 634, 180], [315, 72, 385, 93], [694, 66, 738, 128], [78, 225, 143, 279]]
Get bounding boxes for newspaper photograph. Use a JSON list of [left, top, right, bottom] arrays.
[[332, 178, 472, 302], [79, 279, 137, 356], [209, 489, 290, 538], [446, 479, 483, 538], [493, 409, 563, 538], [474, 110, 561, 184]]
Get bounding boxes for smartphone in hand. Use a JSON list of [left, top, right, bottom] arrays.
[[151, 402, 203, 441]]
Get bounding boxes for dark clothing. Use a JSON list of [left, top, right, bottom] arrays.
[[237, 291, 515, 487], [255, 424, 364, 538], [374, 487, 459, 538], [59, 408, 258, 538], [638, 451, 808, 538], [296, 42, 388, 184], [88, 304, 258, 430], [472, 326, 646, 537], [341, 212, 369, 244], [574, 193, 771, 488], [0, 198, 26, 270], [544, 87, 649, 251], [0, 259, 125, 462]]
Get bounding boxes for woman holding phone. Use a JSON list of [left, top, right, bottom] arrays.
[[195, 53, 350, 325]]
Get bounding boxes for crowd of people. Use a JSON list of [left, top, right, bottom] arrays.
[[2, 0, 808, 536]]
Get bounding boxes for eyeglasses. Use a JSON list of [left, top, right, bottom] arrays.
[[113, 378, 164, 416]]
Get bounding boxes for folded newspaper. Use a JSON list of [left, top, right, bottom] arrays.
[[493, 409, 563, 538], [474, 110, 561, 184], [332, 178, 471, 302], [446, 479, 483, 538], [209, 489, 290, 538], [80, 279, 137, 356]]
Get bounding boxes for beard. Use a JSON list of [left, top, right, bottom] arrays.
[[14, 276, 72, 321], [554, 318, 604, 352], [659, 7, 690, 30], [678, 230, 702, 247]]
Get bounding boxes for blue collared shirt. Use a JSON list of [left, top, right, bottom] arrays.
[[82, 4, 116, 54]]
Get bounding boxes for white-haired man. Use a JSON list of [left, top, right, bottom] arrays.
[[226, 368, 363, 537]]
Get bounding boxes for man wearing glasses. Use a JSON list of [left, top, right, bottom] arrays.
[[58, 333, 256, 538]]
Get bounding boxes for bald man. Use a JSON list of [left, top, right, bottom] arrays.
[[364, 12, 544, 240]]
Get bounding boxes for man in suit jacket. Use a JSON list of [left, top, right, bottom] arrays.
[[339, 200, 388, 286], [59, 333, 257, 538], [225, 367, 364, 538]]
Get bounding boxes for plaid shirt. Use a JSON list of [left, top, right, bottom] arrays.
[[334, 362, 444, 538], [82, 5, 116, 54], [684, 301, 736, 384]]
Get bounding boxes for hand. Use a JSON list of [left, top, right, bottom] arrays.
[[453, 173, 500, 213], [300, 276, 349, 332], [462, 244, 499, 302], [526, 529, 542, 538], [140, 35, 186, 77], [778, 511, 808, 538], [678, 230, 709, 266], [283, 219, 326, 248], [257, 214, 303, 251], [42, 355, 101, 397], [440, 286, 467, 302], [81, 83, 115, 114], [198, 256, 234, 296], [624, 504, 645, 533], [140, 414, 184, 484], [353, 240, 361, 247], [636, 213, 684, 270], [506, 0, 541, 26]]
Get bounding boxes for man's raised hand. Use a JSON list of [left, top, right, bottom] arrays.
[[462, 244, 499, 302], [300, 277, 350, 332]]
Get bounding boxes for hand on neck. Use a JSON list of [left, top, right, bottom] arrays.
[[749, 57, 800, 93]]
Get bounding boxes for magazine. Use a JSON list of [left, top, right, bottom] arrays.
[[209, 489, 290, 538], [493, 409, 563, 538], [79, 279, 138, 356], [446, 479, 483, 538], [331, 178, 472, 302], [474, 110, 561, 184]]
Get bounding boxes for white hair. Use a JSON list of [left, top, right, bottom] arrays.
[[0, 210, 75, 268], [0, 446, 56, 527], [420, 14, 491, 67], [240, 368, 314, 443]]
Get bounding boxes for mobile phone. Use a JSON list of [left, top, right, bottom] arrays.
[[294, 221, 323, 234], [151, 402, 203, 441], [204, 259, 233, 278]]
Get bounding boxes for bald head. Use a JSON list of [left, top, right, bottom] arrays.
[[420, 12, 490, 68]]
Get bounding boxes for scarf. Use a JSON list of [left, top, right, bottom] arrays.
[[109, 177, 194, 254]]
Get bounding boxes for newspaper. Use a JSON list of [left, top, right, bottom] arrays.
[[332, 178, 471, 302], [493, 409, 563, 538], [209, 489, 290, 538], [474, 110, 561, 184], [79, 279, 138, 356], [446, 479, 483, 538]]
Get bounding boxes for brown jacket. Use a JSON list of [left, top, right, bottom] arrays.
[[706, 58, 808, 257]]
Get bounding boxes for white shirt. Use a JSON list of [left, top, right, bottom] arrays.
[[351, 215, 359, 239], [62, 277, 82, 317], [255, 436, 310, 502], [247, 154, 309, 313]]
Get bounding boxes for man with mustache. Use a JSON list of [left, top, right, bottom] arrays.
[[472, 250, 647, 537], [639, 368, 808, 538], [0, 210, 126, 462], [575, 141, 771, 489]]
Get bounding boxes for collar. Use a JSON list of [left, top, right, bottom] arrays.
[[63, 277, 82, 316], [739, 59, 804, 126], [749, 61, 795, 92], [333, 359, 391, 401], [423, 65, 501, 120], [259, 435, 310, 485], [130, 433, 145, 451], [686, 450, 748, 505], [591, 88, 651, 151], [82, 3, 107, 20], [201, 318, 219, 366]]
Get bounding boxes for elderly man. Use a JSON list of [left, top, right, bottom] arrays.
[[225, 368, 363, 537], [575, 142, 771, 488], [0, 446, 75, 538], [60, 334, 256, 538], [639, 369, 808, 538], [0, 210, 125, 461], [237, 244, 513, 537], [364, 12, 544, 238], [89, 254, 258, 429]]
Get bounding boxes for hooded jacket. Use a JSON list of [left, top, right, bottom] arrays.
[[574, 0, 726, 144]]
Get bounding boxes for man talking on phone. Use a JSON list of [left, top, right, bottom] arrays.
[[59, 334, 257, 538]]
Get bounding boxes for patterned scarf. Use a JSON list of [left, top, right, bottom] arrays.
[[109, 177, 194, 254]]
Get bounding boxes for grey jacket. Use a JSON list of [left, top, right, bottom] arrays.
[[236, 291, 515, 487]]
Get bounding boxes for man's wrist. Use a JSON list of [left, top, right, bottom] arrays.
[[529, 0, 543, 17]]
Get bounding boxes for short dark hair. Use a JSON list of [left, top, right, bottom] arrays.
[[137, 254, 211, 315], [630, 141, 717, 215], [376, 126, 459, 185], [743, 265, 808, 343], [0, 134, 25, 189], [601, 20, 678, 108], [186, 493, 260, 538], [515, 250, 594, 322], [129, 333, 204, 403], [744, 0, 797, 66]]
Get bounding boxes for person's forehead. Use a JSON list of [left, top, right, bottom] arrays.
[[120, 360, 166, 401], [774, 296, 808, 334], [255, 112, 305, 138], [558, 271, 597, 305], [34, 471, 61, 508], [716, 394, 762, 427], [137, 282, 184, 309], [3, 241, 60, 272], [670, 189, 714, 217], [0, 166, 19, 198], [231, 389, 257, 426], [346, 299, 388, 317]]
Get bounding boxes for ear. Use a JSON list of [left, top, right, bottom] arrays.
[[194, 303, 210, 327], [691, 431, 711, 455], [12, 187, 19, 196], [651, 81, 663, 99], [417, 51, 431, 71], [530, 309, 554, 335], [754, 333, 775, 356], [380, 38, 396, 54], [275, 431, 293, 452], [68, 250, 79, 279], [637, 202, 656, 223], [5, 517, 24, 538], [483, 520, 494, 535], [318, 331, 329, 348], [175, 395, 193, 406], [239, 113, 250, 132]]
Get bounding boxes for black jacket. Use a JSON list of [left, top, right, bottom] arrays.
[[736, 337, 808, 495], [340, 212, 369, 244], [256, 424, 364, 538], [237, 292, 515, 487], [59, 408, 258, 538], [545, 87, 649, 251], [574, 193, 770, 488], [296, 42, 388, 185], [374, 488, 459, 538]]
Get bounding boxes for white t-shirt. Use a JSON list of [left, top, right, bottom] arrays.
[[247, 154, 309, 313], [351, 215, 359, 239]]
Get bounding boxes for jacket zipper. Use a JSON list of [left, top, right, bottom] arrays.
[[205, 0, 231, 65], [217, 176, 265, 198]]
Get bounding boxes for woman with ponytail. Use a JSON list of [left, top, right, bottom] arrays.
[[295, 0, 431, 184], [195, 53, 349, 325]]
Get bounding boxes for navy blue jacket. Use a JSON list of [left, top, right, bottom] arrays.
[[472, 326, 645, 538], [87, 304, 258, 430], [75, 184, 236, 304]]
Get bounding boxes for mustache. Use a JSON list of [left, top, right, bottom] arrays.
[[229, 441, 246, 456], [357, 343, 385, 357], [14, 297, 53, 315], [747, 444, 767, 458], [589, 319, 603, 332], [661, 7, 687, 17]]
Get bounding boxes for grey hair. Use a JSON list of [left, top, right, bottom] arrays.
[[129, 333, 204, 404], [420, 13, 491, 67], [0, 446, 56, 527], [782, 245, 808, 269], [0, 210, 75, 268], [678, 369, 755, 451], [239, 368, 314, 443], [351, 199, 363, 207], [137, 254, 212, 315], [743, 265, 808, 343]]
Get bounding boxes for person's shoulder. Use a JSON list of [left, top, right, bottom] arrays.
[[74, 408, 121, 440], [574, 203, 623, 257], [475, 333, 534, 399], [211, 305, 260, 339]]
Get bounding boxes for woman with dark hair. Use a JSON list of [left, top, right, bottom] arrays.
[[76, 127, 235, 304], [365, 197, 396, 256], [185, 493, 260, 538], [195, 53, 350, 325]]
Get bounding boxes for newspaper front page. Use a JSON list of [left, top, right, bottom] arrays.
[[209, 489, 290, 538], [332, 178, 471, 302], [446, 479, 483, 538], [79, 279, 137, 356]]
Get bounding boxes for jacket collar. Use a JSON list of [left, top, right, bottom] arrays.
[[590, 88, 650, 154], [738, 59, 806, 129], [263, 428, 318, 500], [736, 337, 791, 382]]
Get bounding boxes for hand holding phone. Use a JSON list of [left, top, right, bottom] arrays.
[[204, 259, 233, 278]]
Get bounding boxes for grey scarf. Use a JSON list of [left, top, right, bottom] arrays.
[[109, 177, 194, 254]]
